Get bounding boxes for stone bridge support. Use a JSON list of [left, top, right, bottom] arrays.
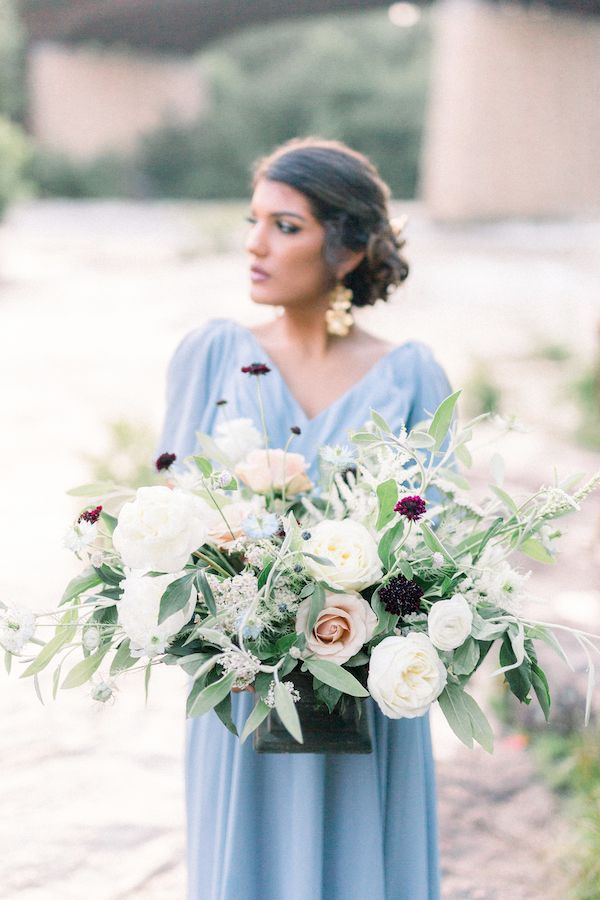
[[421, 0, 600, 219]]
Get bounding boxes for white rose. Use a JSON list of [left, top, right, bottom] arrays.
[[295, 590, 377, 664], [214, 417, 262, 465], [367, 633, 447, 719], [427, 594, 473, 651], [303, 519, 382, 591], [113, 486, 208, 573], [0, 605, 36, 655], [118, 571, 196, 658]]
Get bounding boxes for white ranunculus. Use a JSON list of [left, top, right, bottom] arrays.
[[214, 417, 262, 465], [118, 571, 196, 658], [303, 519, 382, 591], [0, 605, 36, 655], [367, 633, 447, 719], [112, 486, 208, 573], [427, 594, 474, 651]]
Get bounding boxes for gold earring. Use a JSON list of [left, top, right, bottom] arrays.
[[325, 283, 354, 337]]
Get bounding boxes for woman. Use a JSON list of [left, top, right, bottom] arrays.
[[159, 137, 451, 900]]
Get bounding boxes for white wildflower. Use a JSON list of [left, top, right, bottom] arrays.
[[431, 552, 445, 569], [573, 472, 600, 503], [218, 648, 261, 688], [264, 680, 301, 709], [63, 519, 97, 554], [0, 605, 36, 655], [82, 625, 101, 652], [90, 678, 116, 703], [320, 445, 355, 469], [475, 561, 530, 616], [540, 486, 580, 517], [207, 572, 260, 636]]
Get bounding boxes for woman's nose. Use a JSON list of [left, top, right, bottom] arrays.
[[246, 220, 268, 257]]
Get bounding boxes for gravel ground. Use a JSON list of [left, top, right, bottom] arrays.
[[1, 200, 599, 899]]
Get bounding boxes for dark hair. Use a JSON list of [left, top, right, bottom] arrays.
[[252, 137, 409, 307]]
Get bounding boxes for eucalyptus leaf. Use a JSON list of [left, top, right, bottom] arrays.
[[370, 409, 392, 433], [350, 432, 380, 444], [370, 588, 398, 637], [4, 651, 12, 675], [452, 638, 480, 677], [420, 522, 455, 564], [196, 570, 217, 616], [490, 485, 518, 516], [428, 391, 461, 450], [274, 681, 303, 743], [100, 511, 118, 535], [438, 683, 473, 749], [460, 690, 494, 753], [307, 582, 326, 634], [62, 646, 110, 689], [110, 639, 138, 675], [187, 671, 236, 717], [193, 455, 213, 477], [519, 537, 555, 564], [304, 658, 369, 697], [378, 519, 404, 570], [67, 481, 119, 497], [158, 572, 196, 624], [240, 698, 271, 743], [33, 673, 44, 706], [376, 479, 399, 530], [144, 661, 152, 705], [213, 692, 238, 736], [303, 553, 335, 567], [531, 661, 551, 722], [61, 568, 102, 606], [406, 431, 437, 449], [21, 609, 78, 677]]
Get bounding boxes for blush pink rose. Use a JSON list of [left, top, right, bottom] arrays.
[[295, 590, 378, 665], [235, 449, 312, 496]]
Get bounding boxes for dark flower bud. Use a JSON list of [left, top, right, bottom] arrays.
[[155, 452, 177, 472], [78, 505, 103, 524], [241, 362, 271, 376]]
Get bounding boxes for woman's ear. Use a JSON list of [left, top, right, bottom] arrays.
[[336, 247, 366, 281]]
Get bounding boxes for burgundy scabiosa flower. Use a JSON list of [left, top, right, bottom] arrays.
[[78, 505, 103, 524], [290, 425, 301, 435], [394, 495, 427, 522], [155, 452, 177, 472], [379, 576, 423, 617], [241, 362, 271, 376]]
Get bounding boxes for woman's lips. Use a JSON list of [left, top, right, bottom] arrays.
[[250, 266, 270, 282]]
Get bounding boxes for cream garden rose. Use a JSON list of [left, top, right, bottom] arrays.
[[197, 498, 258, 549], [295, 590, 377, 665], [367, 633, 447, 718], [427, 594, 473, 651], [118, 571, 196, 658], [113, 486, 208, 573], [235, 449, 312, 496], [303, 519, 382, 591]]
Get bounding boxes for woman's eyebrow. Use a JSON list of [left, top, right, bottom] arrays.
[[249, 209, 307, 222]]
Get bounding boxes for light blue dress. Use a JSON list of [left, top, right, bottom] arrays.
[[159, 318, 451, 900]]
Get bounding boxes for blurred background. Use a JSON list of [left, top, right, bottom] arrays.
[[1, 0, 600, 897]]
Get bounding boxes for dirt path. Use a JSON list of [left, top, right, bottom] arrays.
[[1, 200, 598, 898]]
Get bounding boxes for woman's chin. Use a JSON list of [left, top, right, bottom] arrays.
[[249, 286, 279, 306]]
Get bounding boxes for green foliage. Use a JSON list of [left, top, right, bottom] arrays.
[[136, 12, 432, 200], [27, 147, 137, 199], [0, 114, 31, 219], [85, 418, 158, 488], [573, 354, 600, 450], [464, 362, 503, 418], [0, 0, 26, 121]]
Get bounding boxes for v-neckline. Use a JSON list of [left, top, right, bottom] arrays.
[[233, 321, 406, 425]]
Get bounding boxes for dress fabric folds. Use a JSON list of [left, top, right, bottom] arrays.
[[158, 319, 451, 900]]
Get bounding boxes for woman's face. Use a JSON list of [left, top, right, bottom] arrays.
[[245, 178, 335, 310]]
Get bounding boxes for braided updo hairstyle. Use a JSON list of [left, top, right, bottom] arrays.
[[252, 137, 409, 307]]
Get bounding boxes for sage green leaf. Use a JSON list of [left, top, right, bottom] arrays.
[[62, 646, 111, 689], [100, 511, 118, 534], [498, 634, 531, 702], [21, 608, 78, 678], [376, 479, 399, 531], [452, 638, 481, 677], [370, 409, 391, 433], [406, 431, 436, 449], [187, 671, 235, 718], [214, 692, 238, 736], [428, 390, 461, 450], [274, 682, 303, 743], [470, 612, 508, 642], [531, 661, 551, 722], [158, 572, 196, 624], [33, 673, 44, 706], [193, 455, 213, 477], [195, 570, 217, 616], [240, 698, 271, 744], [519, 538, 555, 565], [490, 484, 519, 515], [526, 624, 573, 670], [438, 684, 473, 749], [307, 582, 326, 634], [195, 432, 235, 467], [61, 568, 102, 606], [454, 443, 472, 468], [144, 661, 152, 705], [350, 432, 379, 444], [370, 588, 398, 637], [397, 559, 414, 581], [304, 658, 369, 697], [110, 639, 138, 675], [67, 482, 118, 497], [52, 662, 64, 700], [303, 553, 335, 566], [4, 651, 11, 675], [420, 522, 455, 564], [460, 690, 494, 753], [378, 526, 402, 572]]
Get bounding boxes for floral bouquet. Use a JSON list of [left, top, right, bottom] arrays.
[[4, 363, 600, 754]]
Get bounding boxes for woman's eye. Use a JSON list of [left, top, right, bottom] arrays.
[[277, 221, 300, 234], [245, 216, 257, 225]]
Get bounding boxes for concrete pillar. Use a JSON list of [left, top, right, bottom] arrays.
[[27, 42, 207, 160], [421, 0, 600, 220]]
